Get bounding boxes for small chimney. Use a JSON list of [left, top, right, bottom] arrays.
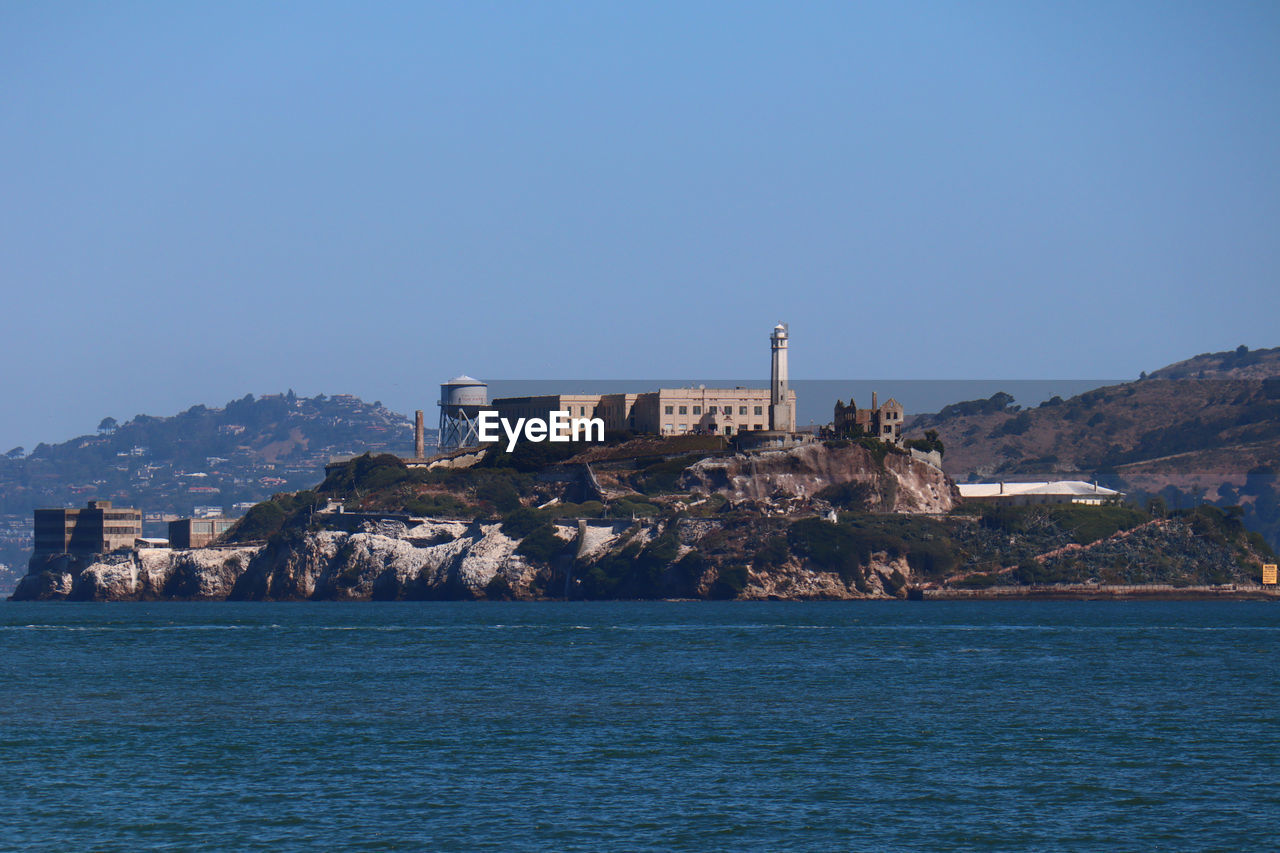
[[414, 410, 425, 459], [872, 391, 878, 410]]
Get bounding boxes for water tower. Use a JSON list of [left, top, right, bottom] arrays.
[[438, 376, 489, 451]]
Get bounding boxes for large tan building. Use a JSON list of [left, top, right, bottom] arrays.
[[488, 387, 795, 437], [639, 387, 794, 435], [487, 323, 798, 438], [33, 500, 143, 556]]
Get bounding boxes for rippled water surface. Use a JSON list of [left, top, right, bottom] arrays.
[[2, 601, 1277, 851]]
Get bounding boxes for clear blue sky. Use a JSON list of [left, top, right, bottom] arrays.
[[2, 1, 1278, 451]]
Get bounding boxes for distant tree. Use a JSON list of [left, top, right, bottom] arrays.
[[1146, 496, 1167, 518], [5, 446, 22, 459], [98, 417, 118, 434], [1139, 371, 1147, 380], [1237, 344, 1249, 356]]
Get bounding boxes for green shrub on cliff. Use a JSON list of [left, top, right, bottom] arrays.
[[815, 481, 874, 511], [515, 523, 569, 564], [1052, 505, 1149, 545], [611, 497, 662, 518], [579, 529, 681, 598], [320, 453, 410, 494], [403, 493, 472, 518], [233, 501, 287, 541], [787, 518, 869, 582], [905, 538, 957, 577], [709, 563, 748, 599], [501, 507, 546, 539], [228, 490, 324, 542], [904, 429, 945, 457], [979, 503, 1149, 545], [753, 536, 789, 569], [635, 457, 693, 494], [479, 440, 584, 473]]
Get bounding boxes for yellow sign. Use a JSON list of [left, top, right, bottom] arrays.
[[1264, 564, 1278, 585]]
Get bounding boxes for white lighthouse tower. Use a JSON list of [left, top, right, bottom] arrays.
[[769, 322, 791, 432]]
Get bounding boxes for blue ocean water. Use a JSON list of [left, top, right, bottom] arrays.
[[1, 602, 1277, 852]]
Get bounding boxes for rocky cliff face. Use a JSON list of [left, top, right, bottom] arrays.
[[230, 520, 555, 601], [11, 514, 914, 602], [14, 546, 260, 601], [680, 442, 956, 513]]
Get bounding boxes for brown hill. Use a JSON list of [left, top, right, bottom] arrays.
[[906, 347, 1280, 548], [1146, 345, 1280, 380]]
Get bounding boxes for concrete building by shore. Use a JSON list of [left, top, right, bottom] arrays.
[[33, 500, 143, 556], [168, 517, 237, 549]]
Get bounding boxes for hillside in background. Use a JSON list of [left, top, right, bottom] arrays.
[[0, 392, 421, 592], [1145, 345, 1280, 380], [907, 346, 1280, 548]]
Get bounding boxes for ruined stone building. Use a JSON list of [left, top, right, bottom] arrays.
[[832, 392, 904, 444]]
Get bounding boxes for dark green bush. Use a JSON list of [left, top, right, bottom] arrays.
[[1051, 505, 1149, 545], [232, 501, 287, 540], [612, 497, 662, 517], [753, 536, 789, 569], [404, 493, 472, 518], [320, 453, 410, 494], [578, 529, 680, 598], [815, 481, 874, 511], [501, 507, 546, 539], [709, 564, 748, 599], [474, 477, 522, 512], [515, 523, 569, 563], [635, 457, 693, 494], [480, 439, 585, 473], [905, 539, 957, 578], [787, 518, 868, 582]]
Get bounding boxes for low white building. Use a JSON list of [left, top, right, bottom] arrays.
[[958, 481, 1123, 506]]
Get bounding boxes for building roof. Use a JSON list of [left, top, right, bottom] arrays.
[[958, 481, 1122, 498]]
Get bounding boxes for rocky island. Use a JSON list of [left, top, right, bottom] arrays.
[[13, 433, 1276, 602]]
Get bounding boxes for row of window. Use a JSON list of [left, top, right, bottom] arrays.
[[662, 424, 766, 434], [663, 405, 764, 417]]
